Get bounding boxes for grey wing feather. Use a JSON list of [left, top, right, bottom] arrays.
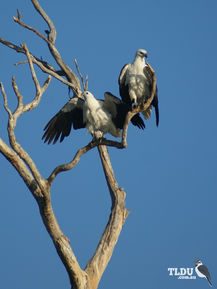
[[118, 64, 129, 86], [143, 65, 159, 126], [42, 97, 85, 144], [103, 92, 145, 129], [103, 91, 122, 117], [118, 64, 131, 104]]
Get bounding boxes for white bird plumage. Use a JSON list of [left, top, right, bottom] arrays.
[[118, 49, 159, 126], [83, 91, 121, 138], [42, 91, 145, 144]]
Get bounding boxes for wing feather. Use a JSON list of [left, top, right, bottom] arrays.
[[104, 92, 145, 129], [118, 64, 131, 104], [42, 97, 85, 144], [143, 65, 159, 126]]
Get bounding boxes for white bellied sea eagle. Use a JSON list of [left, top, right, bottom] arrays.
[[118, 49, 159, 126], [42, 91, 145, 144]]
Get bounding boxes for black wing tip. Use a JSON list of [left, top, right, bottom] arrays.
[[207, 277, 212, 287], [155, 104, 159, 127], [42, 133, 66, 145], [42, 129, 62, 145], [131, 114, 146, 130], [137, 122, 145, 129]]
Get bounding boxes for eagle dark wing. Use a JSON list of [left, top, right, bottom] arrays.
[[143, 65, 159, 126], [104, 92, 145, 129], [42, 97, 85, 144], [118, 64, 131, 105], [131, 114, 145, 129]]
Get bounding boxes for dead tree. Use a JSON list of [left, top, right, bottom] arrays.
[[0, 1, 156, 289]]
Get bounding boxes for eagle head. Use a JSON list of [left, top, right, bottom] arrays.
[[136, 49, 148, 59]]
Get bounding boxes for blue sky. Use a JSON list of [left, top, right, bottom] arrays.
[[1, 1, 217, 289]]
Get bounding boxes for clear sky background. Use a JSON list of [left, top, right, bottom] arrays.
[[1, 1, 217, 289]]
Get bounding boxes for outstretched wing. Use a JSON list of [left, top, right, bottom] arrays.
[[142, 65, 159, 126], [104, 92, 145, 129], [118, 64, 131, 105], [42, 97, 85, 144]]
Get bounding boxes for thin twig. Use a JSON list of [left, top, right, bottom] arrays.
[[22, 43, 41, 92], [0, 38, 74, 88], [13, 9, 49, 43], [12, 76, 23, 116], [32, 57, 77, 90], [74, 58, 86, 92], [0, 83, 13, 118], [31, 0, 82, 96], [41, 75, 52, 94], [31, 0, 56, 43], [14, 60, 28, 66], [85, 75, 88, 91], [0, 37, 24, 53]]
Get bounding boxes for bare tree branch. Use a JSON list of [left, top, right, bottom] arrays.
[[13, 9, 49, 43], [74, 58, 87, 92], [31, 0, 56, 43], [0, 47, 87, 288], [0, 37, 24, 53], [0, 83, 13, 118], [47, 138, 125, 186], [0, 42, 52, 192], [85, 145, 129, 289], [12, 75, 23, 114], [0, 38, 78, 91], [23, 43, 40, 88], [85, 75, 88, 91], [0, 138, 43, 198], [30, 0, 82, 97], [0, 139, 88, 289]]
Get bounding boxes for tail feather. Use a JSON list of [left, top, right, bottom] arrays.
[[207, 277, 212, 287], [154, 102, 159, 127]]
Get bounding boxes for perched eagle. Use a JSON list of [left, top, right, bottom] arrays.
[[118, 49, 159, 126], [42, 91, 145, 144]]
